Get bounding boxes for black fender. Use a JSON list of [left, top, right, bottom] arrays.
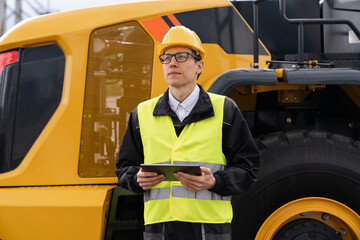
[[207, 68, 278, 95], [284, 68, 360, 85]]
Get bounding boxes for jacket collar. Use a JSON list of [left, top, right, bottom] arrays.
[[153, 84, 214, 125]]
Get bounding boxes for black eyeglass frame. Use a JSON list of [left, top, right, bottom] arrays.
[[159, 52, 201, 64]]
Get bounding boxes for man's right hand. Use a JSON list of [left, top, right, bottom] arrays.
[[137, 168, 165, 190]]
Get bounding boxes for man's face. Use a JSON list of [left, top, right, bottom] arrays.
[[162, 46, 204, 89]]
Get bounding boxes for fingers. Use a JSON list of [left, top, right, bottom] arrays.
[[177, 177, 203, 192], [200, 166, 211, 174], [175, 173, 206, 192], [174, 167, 215, 192], [137, 169, 165, 190], [137, 166, 216, 192]]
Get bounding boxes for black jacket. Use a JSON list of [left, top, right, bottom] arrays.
[[115, 85, 260, 196]]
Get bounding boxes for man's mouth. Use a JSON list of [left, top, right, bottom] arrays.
[[169, 72, 180, 75]]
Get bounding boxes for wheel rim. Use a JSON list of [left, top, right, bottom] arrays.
[[255, 197, 360, 240]]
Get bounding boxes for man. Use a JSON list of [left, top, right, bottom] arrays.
[[115, 26, 260, 240]]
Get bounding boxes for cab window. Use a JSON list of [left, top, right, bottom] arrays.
[[79, 21, 153, 177], [0, 44, 65, 173]]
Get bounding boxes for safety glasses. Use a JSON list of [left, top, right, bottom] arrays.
[[159, 52, 201, 64]]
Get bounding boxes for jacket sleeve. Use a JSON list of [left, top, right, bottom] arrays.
[[210, 97, 260, 196], [115, 108, 145, 193]]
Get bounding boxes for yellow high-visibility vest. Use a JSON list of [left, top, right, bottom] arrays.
[[138, 92, 233, 225]]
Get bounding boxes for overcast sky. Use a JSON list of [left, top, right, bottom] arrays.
[[7, 0, 138, 12], [4, 0, 147, 31], [35, 0, 139, 11]]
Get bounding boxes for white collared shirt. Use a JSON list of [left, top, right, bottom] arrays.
[[168, 85, 200, 122]]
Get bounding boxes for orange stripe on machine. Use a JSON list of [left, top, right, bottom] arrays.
[[167, 14, 182, 26], [142, 17, 171, 42]]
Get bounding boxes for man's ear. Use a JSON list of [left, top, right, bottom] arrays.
[[196, 60, 204, 80], [196, 60, 204, 75]]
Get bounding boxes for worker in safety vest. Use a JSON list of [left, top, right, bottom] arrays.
[[116, 26, 260, 240]]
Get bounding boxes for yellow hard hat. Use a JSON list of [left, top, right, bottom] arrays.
[[157, 26, 205, 59]]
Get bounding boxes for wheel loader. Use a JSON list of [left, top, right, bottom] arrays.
[[0, 0, 359, 239]]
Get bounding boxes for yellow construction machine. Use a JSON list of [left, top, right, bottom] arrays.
[[0, 0, 359, 239]]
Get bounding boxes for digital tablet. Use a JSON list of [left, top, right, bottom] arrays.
[[140, 164, 202, 181]]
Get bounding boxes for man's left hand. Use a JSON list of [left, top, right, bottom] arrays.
[[174, 166, 215, 192]]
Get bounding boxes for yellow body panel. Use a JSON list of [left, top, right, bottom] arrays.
[[0, 185, 113, 240], [0, 0, 252, 186], [199, 45, 270, 91]]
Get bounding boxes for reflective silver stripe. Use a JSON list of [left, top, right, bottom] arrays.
[[144, 187, 170, 202], [201, 223, 206, 240], [143, 232, 165, 240], [173, 161, 226, 173], [144, 186, 231, 202], [172, 186, 231, 201], [205, 233, 232, 240]]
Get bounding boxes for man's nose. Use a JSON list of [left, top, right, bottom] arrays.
[[169, 55, 178, 65]]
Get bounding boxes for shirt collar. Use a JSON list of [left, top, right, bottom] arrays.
[[153, 84, 214, 126], [168, 85, 200, 113]]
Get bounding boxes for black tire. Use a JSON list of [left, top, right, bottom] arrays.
[[231, 129, 360, 239]]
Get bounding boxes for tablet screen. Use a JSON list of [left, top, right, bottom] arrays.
[[140, 164, 201, 181]]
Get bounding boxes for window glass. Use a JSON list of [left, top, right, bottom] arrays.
[[0, 45, 65, 173], [79, 21, 153, 177], [11, 45, 65, 170], [0, 50, 19, 173]]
